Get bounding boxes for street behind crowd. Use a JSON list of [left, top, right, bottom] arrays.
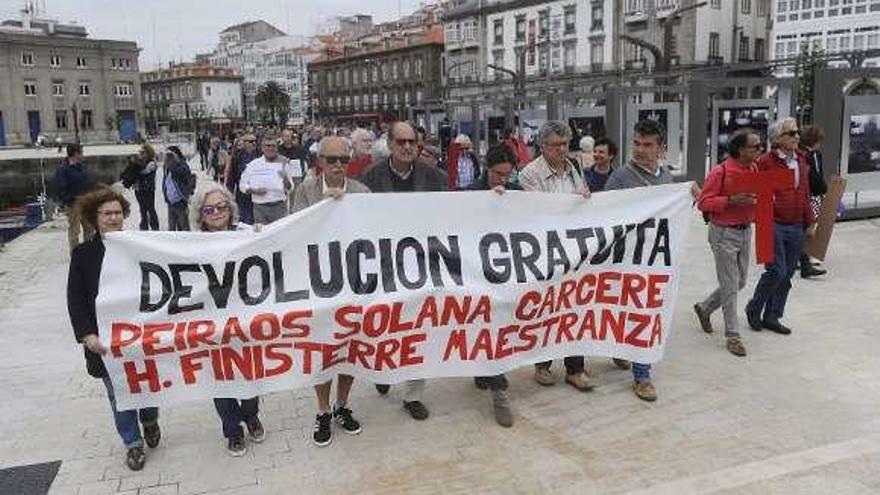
[[2, 161, 880, 495]]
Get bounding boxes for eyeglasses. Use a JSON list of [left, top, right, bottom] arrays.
[[201, 203, 230, 215], [394, 138, 417, 147], [321, 155, 351, 165], [97, 209, 124, 218]]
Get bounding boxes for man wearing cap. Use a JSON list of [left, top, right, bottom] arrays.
[[447, 134, 480, 190], [239, 135, 291, 224]]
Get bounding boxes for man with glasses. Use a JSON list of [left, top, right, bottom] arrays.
[[225, 133, 260, 224], [519, 120, 595, 393], [359, 121, 448, 421], [695, 129, 761, 357], [238, 134, 291, 224], [292, 136, 370, 447], [746, 118, 816, 336]]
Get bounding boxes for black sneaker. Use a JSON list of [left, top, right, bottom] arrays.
[[227, 435, 246, 457], [745, 301, 763, 332], [763, 320, 792, 335], [125, 446, 145, 471], [403, 400, 429, 420], [375, 384, 390, 395], [246, 416, 265, 444], [143, 423, 161, 448], [313, 412, 332, 447], [333, 405, 362, 435]]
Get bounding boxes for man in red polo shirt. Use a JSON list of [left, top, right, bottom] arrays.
[[745, 118, 816, 335], [695, 129, 761, 356]]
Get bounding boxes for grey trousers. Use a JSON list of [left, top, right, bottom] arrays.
[[167, 202, 190, 231], [701, 223, 751, 337], [253, 201, 287, 224]]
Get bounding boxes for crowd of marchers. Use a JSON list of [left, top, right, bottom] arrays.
[[56, 116, 829, 471]]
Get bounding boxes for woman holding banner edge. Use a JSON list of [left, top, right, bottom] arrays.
[[191, 183, 266, 456], [66, 186, 161, 471]]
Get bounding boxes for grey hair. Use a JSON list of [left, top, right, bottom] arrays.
[[372, 137, 390, 161], [768, 117, 797, 144], [579, 135, 595, 152], [538, 120, 573, 145], [317, 135, 353, 158], [351, 127, 375, 142], [190, 182, 239, 231]]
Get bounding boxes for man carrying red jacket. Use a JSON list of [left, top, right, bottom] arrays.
[[745, 118, 817, 335], [695, 129, 761, 356]]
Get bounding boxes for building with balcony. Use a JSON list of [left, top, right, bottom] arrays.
[[0, 7, 142, 146], [141, 63, 243, 135], [772, 0, 880, 74]]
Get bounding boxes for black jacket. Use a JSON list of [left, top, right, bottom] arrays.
[[806, 149, 827, 197], [67, 237, 108, 378], [54, 159, 92, 207], [359, 158, 449, 193]]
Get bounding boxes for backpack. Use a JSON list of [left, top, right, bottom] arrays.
[[702, 165, 727, 224], [180, 169, 197, 197]]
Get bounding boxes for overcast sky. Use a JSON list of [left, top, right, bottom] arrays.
[[0, 0, 425, 69]]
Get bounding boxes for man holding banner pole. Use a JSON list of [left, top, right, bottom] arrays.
[[293, 135, 371, 446], [359, 121, 448, 421], [518, 120, 595, 393]]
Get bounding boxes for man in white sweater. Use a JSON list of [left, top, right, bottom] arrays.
[[238, 135, 292, 224]]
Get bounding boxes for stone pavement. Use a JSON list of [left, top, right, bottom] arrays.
[[1, 165, 879, 495]]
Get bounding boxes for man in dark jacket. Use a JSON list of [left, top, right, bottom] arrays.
[[746, 118, 817, 335], [798, 125, 828, 279], [225, 134, 259, 224], [358, 121, 447, 421], [54, 143, 93, 251], [161, 147, 193, 231]]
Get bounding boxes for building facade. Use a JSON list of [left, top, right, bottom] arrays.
[[141, 64, 243, 135], [0, 11, 141, 146], [772, 0, 880, 72], [308, 26, 445, 122], [444, 0, 617, 102], [622, 0, 772, 68], [206, 21, 308, 124]]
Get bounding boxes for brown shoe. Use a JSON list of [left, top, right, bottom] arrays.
[[633, 381, 657, 402], [492, 390, 513, 428], [693, 303, 714, 333], [726, 337, 747, 357], [564, 372, 595, 392], [611, 358, 631, 370], [534, 367, 556, 386]]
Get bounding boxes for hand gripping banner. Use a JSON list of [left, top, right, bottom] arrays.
[[98, 184, 693, 409]]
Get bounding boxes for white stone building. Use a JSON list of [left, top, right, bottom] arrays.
[[772, 0, 880, 72], [206, 21, 309, 124]]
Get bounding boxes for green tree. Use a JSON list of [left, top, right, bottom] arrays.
[[255, 81, 290, 125], [793, 49, 826, 126]]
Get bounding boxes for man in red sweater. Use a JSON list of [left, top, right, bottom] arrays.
[[745, 118, 817, 335], [695, 129, 760, 356]]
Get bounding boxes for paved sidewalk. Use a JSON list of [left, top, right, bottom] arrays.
[[1, 167, 879, 494]]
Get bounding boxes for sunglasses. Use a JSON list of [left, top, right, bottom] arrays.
[[201, 203, 231, 215], [321, 155, 351, 165], [394, 138, 417, 147]]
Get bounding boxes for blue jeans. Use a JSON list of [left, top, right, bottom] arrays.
[[101, 377, 159, 449], [213, 397, 259, 439], [750, 223, 804, 323], [632, 362, 651, 383]]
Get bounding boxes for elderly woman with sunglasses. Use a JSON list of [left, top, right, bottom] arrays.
[[190, 183, 265, 456]]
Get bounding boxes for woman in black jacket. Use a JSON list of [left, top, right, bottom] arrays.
[[66, 186, 161, 471], [799, 126, 828, 279]]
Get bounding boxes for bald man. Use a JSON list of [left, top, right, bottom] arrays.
[[358, 121, 448, 420], [291, 136, 370, 447]]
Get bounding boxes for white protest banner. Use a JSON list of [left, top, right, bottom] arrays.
[[98, 183, 693, 409]]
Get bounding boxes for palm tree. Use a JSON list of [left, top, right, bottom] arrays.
[[255, 81, 290, 125]]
